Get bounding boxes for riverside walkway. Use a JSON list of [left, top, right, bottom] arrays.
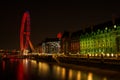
[[1, 53, 120, 71]]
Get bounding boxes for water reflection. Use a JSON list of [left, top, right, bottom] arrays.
[[2, 61, 5, 71], [38, 61, 50, 76], [53, 65, 66, 80], [17, 63, 24, 80], [103, 77, 107, 80], [23, 59, 28, 73], [88, 72, 93, 80], [68, 69, 73, 80], [77, 71, 81, 80], [0, 59, 120, 80], [61, 67, 66, 79]]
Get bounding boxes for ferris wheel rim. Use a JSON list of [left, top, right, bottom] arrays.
[[20, 11, 30, 52]]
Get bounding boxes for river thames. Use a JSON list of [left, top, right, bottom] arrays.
[[0, 59, 120, 80]]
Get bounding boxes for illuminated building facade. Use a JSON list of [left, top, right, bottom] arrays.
[[42, 38, 61, 54], [70, 30, 81, 54], [61, 31, 71, 54], [37, 18, 120, 55], [80, 18, 120, 55]]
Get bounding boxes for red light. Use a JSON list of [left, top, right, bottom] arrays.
[[17, 63, 24, 80], [57, 32, 62, 39], [2, 61, 5, 71]]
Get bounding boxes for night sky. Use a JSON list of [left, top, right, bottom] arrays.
[[0, 1, 120, 50]]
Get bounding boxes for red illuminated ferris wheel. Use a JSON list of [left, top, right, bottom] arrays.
[[20, 11, 34, 53]]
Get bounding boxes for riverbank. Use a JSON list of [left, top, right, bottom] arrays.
[[58, 56, 120, 71], [1, 53, 120, 72], [32, 54, 120, 72]]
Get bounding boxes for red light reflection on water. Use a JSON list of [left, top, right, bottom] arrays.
[[2, 61, 5, 71], [17, 63, 24, 80]]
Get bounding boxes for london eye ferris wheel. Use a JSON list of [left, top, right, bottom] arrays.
[[20, 11, 34, 54]]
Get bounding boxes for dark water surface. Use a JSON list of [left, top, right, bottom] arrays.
[[0, 59, 120, 80]]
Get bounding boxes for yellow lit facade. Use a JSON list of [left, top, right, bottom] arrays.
[[80, 22, 120, 55]]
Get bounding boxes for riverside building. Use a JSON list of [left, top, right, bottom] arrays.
[[79, 18, 120, 57]]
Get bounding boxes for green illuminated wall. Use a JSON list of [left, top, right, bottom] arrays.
[[80, 25, 120, 54]]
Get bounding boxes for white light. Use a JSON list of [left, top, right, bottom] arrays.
[[89, 54, 91, 56], [106, 53, 110, 57], [105, 27, 108, 30], [23, 49, 29, 55], [111, 53, 114, 57], [95, 54, 98, 56], [114, 25, 116, 28]]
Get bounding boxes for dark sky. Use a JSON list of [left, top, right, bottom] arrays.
[[0, 1, 120, 50]]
